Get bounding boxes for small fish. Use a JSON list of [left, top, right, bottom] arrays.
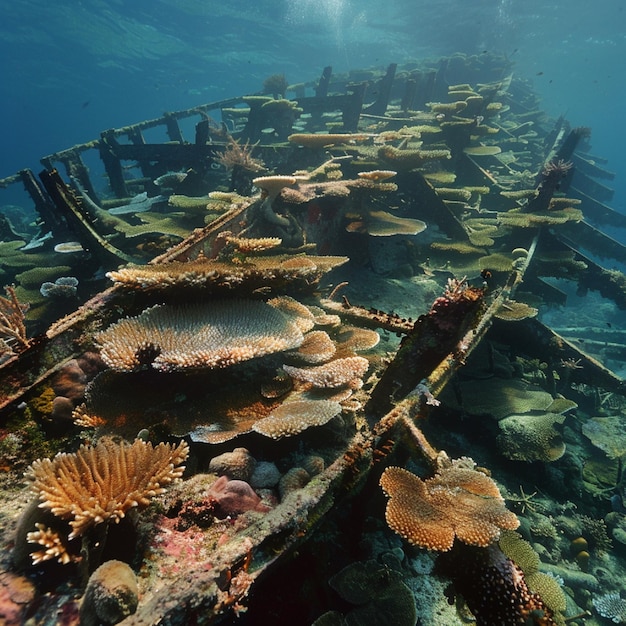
[[21, 231, 53, 250], [480, 268, 493, 281], [109, 193, 167, 215]]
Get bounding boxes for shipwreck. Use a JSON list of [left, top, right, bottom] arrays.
[[0, 53, 625, 625]]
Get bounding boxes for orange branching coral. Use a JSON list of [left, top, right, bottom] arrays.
[[0, 284, 30, 354], [283, 356, 369, 388], [380, 458, 519, 551], [27, 437, 189, 539], [72, 404, 106, 428], [26, 523, 75, 565], [96, 300, 305, 372]]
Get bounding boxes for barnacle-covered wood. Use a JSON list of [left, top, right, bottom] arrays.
[[27, 438, 189, 539], [96, 300, 305, 372], [379, 459, 519, 551], [106, 254, 348, 294]]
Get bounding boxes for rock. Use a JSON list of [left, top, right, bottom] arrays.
[[79, 560, 138, 626], [206, 476, 270, 517], [278, 467, 310, 499], [250, 461, 281, 488], [208, 447, 256, 481], [0, 570, 36, 625]]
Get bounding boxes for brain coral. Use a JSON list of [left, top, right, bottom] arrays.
[[497, 412, 566, 462]]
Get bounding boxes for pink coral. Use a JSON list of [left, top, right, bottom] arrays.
[[206, 476, 270, 518], [0, 570, 36, 625]]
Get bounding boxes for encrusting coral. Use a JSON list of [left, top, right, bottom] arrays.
[[96, 300, 305, 372], [592, 591, 626, 623], [26, 437, 189, 539], [379, 457, 519, 551], [497, 412, 566, 462]]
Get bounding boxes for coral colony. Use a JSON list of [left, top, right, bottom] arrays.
[[1, 56, 626, 625]]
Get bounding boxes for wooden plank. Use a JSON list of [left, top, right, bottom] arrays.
[[570, 169, 614, 203], [570, 186, 626, 228], [572, 153, 615, 181]]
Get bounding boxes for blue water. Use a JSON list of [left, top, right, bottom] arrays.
[[1, 0, 624, 211]]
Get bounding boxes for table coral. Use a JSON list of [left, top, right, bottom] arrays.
[[96, 300, 305, 372], [380, 458, 518, 551]]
